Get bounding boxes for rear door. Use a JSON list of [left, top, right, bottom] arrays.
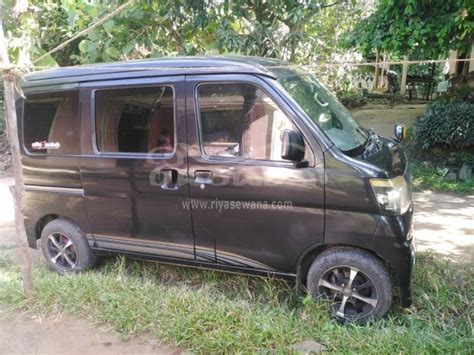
[[79, 76, 195, 260], [185, 74, 325, 273]]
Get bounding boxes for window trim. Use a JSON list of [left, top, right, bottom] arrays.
[[22, 90, 81, 157], [92, 84, 177, 159], [194, 80, 314, 167]]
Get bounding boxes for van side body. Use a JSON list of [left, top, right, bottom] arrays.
[[19, 57, 415, 312]]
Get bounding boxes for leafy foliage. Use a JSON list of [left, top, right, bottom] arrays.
[[412, 163, 474, 194], [3, 0, 366, 67], [442, 83, 474, 103], [345, 0, 474, 58], [336, 88, 367, 109], [413, 100, 474, 149]]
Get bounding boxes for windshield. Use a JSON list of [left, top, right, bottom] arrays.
[[277, 69, 368, 152]]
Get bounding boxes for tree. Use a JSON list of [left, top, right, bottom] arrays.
[[216, 0, 363, 63], [344, 0, 474, 59], [3, 0, 365, 66], [0, 1, 33, 299]]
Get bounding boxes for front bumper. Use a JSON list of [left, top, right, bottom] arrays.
[[398, 236, 416, 307], [372, 204, 415, 307]]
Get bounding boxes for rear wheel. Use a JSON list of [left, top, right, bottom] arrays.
[[307, 247, 392, 323], [40, 219, 95, 274]]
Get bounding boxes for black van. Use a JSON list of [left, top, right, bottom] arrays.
[[19, 56, 415, 323]]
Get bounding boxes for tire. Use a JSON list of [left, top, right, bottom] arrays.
[[40, 218, 96, 274], [307, 247, 392, 324]]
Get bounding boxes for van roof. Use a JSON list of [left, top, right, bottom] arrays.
[[22, 56, 293, 88]]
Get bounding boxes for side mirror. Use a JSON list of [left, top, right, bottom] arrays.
[[281, 129, 306, 166], [394, 124, 407, 142]]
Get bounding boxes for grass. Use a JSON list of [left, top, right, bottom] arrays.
[[412, 163, 474, 194], [0, 250, 473, 353]]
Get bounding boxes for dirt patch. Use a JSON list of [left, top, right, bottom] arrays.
[[413, 191, 474, 262], [0, 309, 179, 355], [0, 177, 15, 247], [352, 104, 426, 137]]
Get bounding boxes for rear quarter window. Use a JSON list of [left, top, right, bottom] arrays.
[[23, 91, 80, 154]]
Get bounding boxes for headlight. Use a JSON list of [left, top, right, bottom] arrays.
[[370, 176, 410, 215]]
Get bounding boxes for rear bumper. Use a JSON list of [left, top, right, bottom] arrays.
[[373, 204, 415, 307]]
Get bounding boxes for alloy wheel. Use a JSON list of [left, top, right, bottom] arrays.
[[317, 266, 378, 321], [46, 233, 77, 271]]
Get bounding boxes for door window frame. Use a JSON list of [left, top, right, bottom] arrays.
[[83, 76, 182, 160], [192, 76, 315, 168], [92, 84, 176, 159]]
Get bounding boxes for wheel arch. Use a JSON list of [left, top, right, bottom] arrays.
[[32, 214, 85, 247], [295, 243, 395, 293], [35, 214, 59, 241]]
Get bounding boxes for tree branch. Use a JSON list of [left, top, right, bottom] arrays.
[[320, 1, 345, 9], [32, 0, 136, 65]]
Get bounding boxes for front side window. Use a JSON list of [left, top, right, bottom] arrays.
[[197, 83, 298, 161], [95, 86, 174, 154], [23, 91, 79, 154]]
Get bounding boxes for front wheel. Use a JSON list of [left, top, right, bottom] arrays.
[[307, 247, 392, 323]]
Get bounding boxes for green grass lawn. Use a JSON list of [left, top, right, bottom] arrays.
[[0, 250, 472, 353]]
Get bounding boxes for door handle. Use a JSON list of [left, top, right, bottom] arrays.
[[160, 169, 179, 190], [194, 170, 213, 185]]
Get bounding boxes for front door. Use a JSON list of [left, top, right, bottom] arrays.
[[186, 74, 325, 273], [80, 76, 194, 260]]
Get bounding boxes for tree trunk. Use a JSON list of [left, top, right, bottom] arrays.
[[469, 42, 474, 73], [374, 49, 379, 89], [400, 55, 409, 95], [289, 34, 298, 62], [0, 7, 33, 299], [380, 52, 386, 89], [287, 23, 301, 63]]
